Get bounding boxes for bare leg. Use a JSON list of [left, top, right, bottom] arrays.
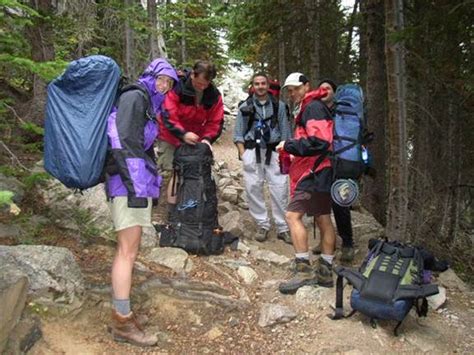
[[111, 226, 142, 300], [285, 211, 308, 253], [316, 214, 336, 255]]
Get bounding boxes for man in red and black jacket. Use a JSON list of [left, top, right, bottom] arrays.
[[277, 72, 337, 294], [158, 60, 224, 212]]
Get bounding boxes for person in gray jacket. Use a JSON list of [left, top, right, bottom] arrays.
[[233, 73, 292, 243]]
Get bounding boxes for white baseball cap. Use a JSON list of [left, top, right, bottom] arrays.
[[283, 72, 309, 88]]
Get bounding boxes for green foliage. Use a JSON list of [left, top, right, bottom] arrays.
[[22, 172, 50, 190], [0, 190, 14, 206], [159, 1, 227, 71], [0, 54, 67, 81], [20, 122, 44, 136], [72, 208, 101, 240]]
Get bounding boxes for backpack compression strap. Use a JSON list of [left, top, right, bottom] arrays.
[[331, 266, 365, 320]]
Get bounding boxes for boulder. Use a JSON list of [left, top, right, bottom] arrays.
[[218, 201, 234, 215], [251, 249, 290, 266], [0, 223, 22, 241], [427, 286, 447, 310], [0, 245, 84, 312], [221, 187, 239, 204], [220, 210, 244, 237], [0, 264, 29, 353], [237, 266, 258, 284], [141, 227, 158, 249], [258, 303, 297, 327], [146, 247, 193, 273], [437, 269, 468, 292]]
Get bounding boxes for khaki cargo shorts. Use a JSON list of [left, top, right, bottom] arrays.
[[157, 141, 176, 172], [109, 196, 153, 232]]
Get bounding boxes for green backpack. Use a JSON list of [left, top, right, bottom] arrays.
[[332, 239, 439, 335]]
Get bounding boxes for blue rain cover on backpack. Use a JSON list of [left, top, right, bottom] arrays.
[[44, 55, 121, 189], [333, 84, 366, 179]]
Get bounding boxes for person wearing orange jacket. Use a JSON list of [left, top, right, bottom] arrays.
[[158, 60, 224, 215], [276, 72, 337, 294]]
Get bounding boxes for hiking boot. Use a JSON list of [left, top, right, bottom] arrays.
[[315, 257, 334, 288], [277, 231, 292, 244], [312, 244, 322, 255], [341, 246, 355, 263], [107, 313, 149, 334], [110, 311, 158, 347], [279, 260, 318, 294], [255, 228, 269, 242]]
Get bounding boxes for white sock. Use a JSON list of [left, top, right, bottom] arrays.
[[295, 252, 310, 261], [321, 254, 334, 265]]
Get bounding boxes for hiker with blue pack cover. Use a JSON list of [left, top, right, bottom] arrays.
[[105, 58, 178, 347], [276, 73, 337, 294], [314, 79, 355, 263]]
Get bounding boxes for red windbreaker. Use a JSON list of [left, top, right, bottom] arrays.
[[159, 76, 224, 147], [284, 88, 334, 196]]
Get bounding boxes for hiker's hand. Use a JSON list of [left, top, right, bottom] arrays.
[[183, 132, 199, 145], [201, 139, 213, 152], [128, 196, 148, 208], [276, 141, 285, 152]]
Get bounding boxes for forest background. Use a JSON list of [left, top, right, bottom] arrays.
[[0, 0, 472, 281]]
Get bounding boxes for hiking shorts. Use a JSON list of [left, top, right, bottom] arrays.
[[157, 141, 176, 172], [287, 190, 332, 217], [109, 196, 153, 231]]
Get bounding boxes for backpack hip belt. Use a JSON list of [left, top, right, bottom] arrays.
[[244, 141, 279, 165]]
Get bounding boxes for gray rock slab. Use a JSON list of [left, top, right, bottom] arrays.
[[141, 227, 158, 249], [5, 316, 42, 354], [0, 245, 84, 312], [237, 266, 258, 284], [437, 269, 468, 292], [427, 286, 447, 310], [146, 247, 193, 273], [0, 264, 29, 353], [220, 210, 243, 236], [0, 223, 22, 240], [251, 249, 290, 266], [258, 303, 297, 327]]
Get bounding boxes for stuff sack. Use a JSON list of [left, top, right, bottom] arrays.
[[44, 55, 121, 189], [332, 84, 367, 180], [331, 239, 439, 335]]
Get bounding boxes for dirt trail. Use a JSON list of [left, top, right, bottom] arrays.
[[29, 119, 474, 354]]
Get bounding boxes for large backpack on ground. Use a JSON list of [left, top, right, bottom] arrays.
[[159, 143, 227, 255], [331, 239, 439, 335], [44, 55, 121, 189], [332, 84, 369, 180]]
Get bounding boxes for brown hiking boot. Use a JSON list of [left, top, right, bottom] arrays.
[[314, 257, 334, 288], [279, 260, 318, 294], [110, 311, 158, 347]]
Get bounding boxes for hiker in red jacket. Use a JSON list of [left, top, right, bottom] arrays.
[[276, 72, 337, 294], [157, 60, 224, 217]]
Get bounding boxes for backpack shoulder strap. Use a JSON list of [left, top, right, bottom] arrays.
[[120, 83, 153, 120], [241, 96, 255, 135], [270, 94, 279, 128]]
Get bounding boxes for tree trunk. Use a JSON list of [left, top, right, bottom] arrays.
[[358, 0, 368, 90], [305, 0, 320, 87], [384, 0, 408, 241], [155, 0, 167, 58], [180, 3, 187, 65], [25, 0, 55, 123], [361, 0, 387, 226], [124, 0, 135, 80], [341, 0, 360, 81], [148, 0, 160, 58]]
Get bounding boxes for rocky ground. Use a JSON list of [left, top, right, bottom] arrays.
[[1, 76, 473, 353]]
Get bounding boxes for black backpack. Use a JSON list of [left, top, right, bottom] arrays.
[[159, 143, 224, 255], [331, 239, 439, 335]]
